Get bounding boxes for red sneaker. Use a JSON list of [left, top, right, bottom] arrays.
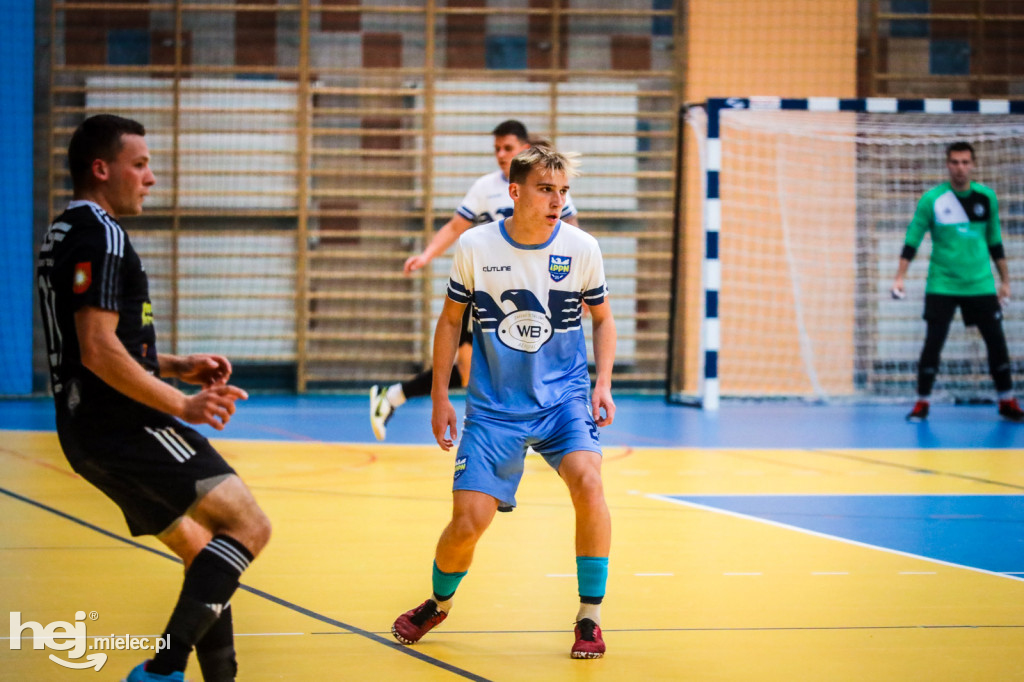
[[999, 398, 1024, 422], [391, 599, 447, 645], [905, 400, 929, 422], [571, 618, 605, 659]]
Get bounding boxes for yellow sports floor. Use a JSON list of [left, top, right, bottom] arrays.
[[3, 430, 1024, 681]]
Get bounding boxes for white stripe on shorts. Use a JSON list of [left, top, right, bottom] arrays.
[[144, 426, 194, 463]]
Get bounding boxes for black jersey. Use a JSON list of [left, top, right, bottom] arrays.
[[37, 201, 159, 423]]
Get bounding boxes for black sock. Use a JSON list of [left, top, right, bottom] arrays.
[[196, 603, 237, 682], [401, 365, 463, 398], [148, 536, 253, 675], [401, 369, 433, 399]]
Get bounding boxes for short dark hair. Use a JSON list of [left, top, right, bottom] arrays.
[[946, 141, 975, 161], [68, 114, 146, 191], [492, 119, 529, 142]]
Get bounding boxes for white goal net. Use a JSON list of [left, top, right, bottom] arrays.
[[688, 101, 1024, 404]]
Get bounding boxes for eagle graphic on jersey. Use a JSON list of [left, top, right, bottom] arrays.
[[472, 288, 583, 354]]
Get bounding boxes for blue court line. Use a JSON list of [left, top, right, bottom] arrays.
[[0, 485, 492, 682], [654, 494, 1024, 582]]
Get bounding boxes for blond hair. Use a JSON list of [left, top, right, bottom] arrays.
[[508, 146, 580, 184]]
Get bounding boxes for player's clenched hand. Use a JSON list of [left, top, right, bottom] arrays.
[[178, 354, 233, 387], [592, 385, 615, 427], [182, 385, 248, 430], [432, 398, 458, 451]]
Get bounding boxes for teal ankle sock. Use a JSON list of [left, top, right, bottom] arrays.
[[576, 556, 608, 602], [432, 561, 467, 601]]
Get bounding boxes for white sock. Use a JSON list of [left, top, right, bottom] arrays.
[[998, 391, 1014, 402], [433, 596, 453, 613], [387, 383, 407, 408], [916, 396, 930, 404], [575, 603, 600, 625]]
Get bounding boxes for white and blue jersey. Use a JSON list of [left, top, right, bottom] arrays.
[[456, 170, 578, 224], [446, 218, 607, 420]]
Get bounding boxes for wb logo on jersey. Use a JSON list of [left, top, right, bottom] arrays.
[[498, 311, 553, 353], [549, 255, 571, 282], [474, 288, 581, 354]]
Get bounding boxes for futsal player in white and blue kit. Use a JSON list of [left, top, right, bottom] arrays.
[[369, 121, 579, 440], [391, 146, 617, 659]]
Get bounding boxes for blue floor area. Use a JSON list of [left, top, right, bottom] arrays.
[[668, 494, 1024, 578], [3, 393, 1024, 449]]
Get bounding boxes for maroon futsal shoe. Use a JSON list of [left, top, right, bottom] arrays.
[[391, 599, 447, 645], [571, 618, 605, 659], [998, 398, 1024, 422], [905, 400, 929, 422]]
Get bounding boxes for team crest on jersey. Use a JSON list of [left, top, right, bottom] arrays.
[[973, 202, 985, 218], [549, 255, 571, 282], [72, 262, 92, 294]]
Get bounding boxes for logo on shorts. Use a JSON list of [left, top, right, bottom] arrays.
[[549, 255, 571, 282], [453, 457, 467, 481]]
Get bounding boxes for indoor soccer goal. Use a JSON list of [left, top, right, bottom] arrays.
[[676, 97, 1024, 409]]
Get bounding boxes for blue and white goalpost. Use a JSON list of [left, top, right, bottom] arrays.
[[689, 96, 1024, 410]]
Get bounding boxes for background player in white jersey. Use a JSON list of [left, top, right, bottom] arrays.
[[390, 146, 616, 659], [37, 114, 271, 681], [369, 120, 579, 440]]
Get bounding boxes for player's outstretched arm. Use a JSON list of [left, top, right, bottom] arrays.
[[588, 301, 617, 427], [76, 307, 246, 429], [404, 214, 474, 275]]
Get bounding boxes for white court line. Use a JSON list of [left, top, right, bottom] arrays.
[[898, 571, 937, 575], [650, 494, 1024, 584], [547, 573, 575, 578], [635, 572, 674, 577], [723, 572, 762, 576]]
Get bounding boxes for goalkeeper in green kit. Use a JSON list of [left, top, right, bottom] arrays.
[[892, 141, 1023, 423]]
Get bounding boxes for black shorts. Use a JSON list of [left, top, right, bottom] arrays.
[[923, 293, 1003, 328], [460, 304, 473, 346], [58, 410, 236, 537]]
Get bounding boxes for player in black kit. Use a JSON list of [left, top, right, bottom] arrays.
[[37, 114, 271, 682]]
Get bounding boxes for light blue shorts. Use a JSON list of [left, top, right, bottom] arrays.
[[452, 398, 602, 509]]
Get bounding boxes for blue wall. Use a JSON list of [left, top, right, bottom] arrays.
[[0, 3, 33, 395]]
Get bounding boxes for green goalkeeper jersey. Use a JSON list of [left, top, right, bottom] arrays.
[[904, 181, 1002, 296]]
